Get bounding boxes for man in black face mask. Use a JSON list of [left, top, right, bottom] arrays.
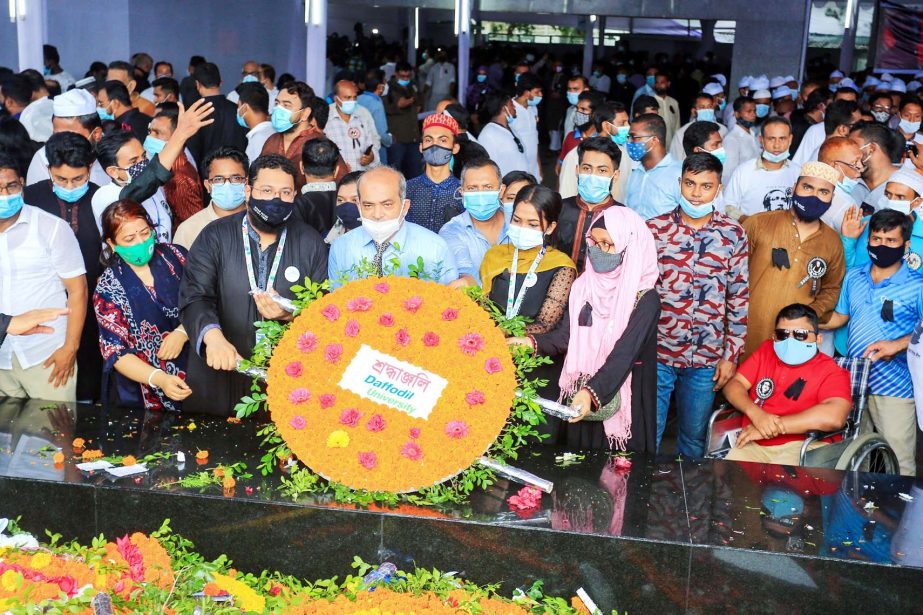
[[180, 154, 328, 415], [741, 161, 846, 360], [404, 113, 462, 232]]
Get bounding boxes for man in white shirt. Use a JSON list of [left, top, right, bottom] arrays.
[[477, 93, 530, 179], [26, 89, 110, 187], [724, 116, 802, 220], [42, 45, 75, 92], [0, 156, 86, 402], [424, 52, 456, 111], [226, 60, 261, 105], [723, 96, 761, 180], [669, 91, 727, 162], [510, 73, 543, 181], [589, 63, 611, 94], [559, 101, 632, 203], [723, 75, 751, 128], [563, 75, 590, 137], [326, 80, 381, 172], [235, 82, 274, 165], [793, 99, 860, 165], [139, 61, 175, 103]]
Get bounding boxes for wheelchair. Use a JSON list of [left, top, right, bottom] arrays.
[[705, 357, 899, 474]]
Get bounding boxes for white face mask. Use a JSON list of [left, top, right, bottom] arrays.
[[361, 204, 405, 244]]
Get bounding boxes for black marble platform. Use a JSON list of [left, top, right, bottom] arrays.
[[0, 397, 921, 614]]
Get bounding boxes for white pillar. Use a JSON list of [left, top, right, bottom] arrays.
[[408, 7, 418, 67], [305, 0, 327, 96], [582, 17, 594, 78], [14, 0, 45, 72], [456, 0, 471, 106]]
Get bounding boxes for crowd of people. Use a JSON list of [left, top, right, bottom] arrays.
[[2, 37, 923, 476]]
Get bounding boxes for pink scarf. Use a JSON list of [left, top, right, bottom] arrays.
[[559, 206, 659, 449]]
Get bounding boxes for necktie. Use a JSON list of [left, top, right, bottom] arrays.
[[373, 241, 391, 277]]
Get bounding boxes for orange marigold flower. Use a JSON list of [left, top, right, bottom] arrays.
[[196, 450, 209, 461], [52, 451, 65, 465], [121, 455, 137, 466], [81, 449, 103, 461], [71, 437, 85, 450]]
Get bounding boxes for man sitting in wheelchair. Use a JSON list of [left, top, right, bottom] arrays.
[[723, 303, 852, 465]]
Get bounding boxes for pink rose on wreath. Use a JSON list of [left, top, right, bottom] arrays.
[[339, 408, 362, 427], [288, 388, 311, 404], [324, 343, 343, 363], [289, 416, 307, 430], [507, 486, 543, 511], [321, 304, 340, 322], [484, 357, 503, 374], [296, 332, 317, 353], [465, 390, 485, 406], [396, 328, 411, 346], [379, 313, 395, 327], [400, 441, 423, 461], [444, 420, 469, 439], [409, 427, 421, 439], [358, 451, 378, 469], [612, 456, 632, 471], [347, 296, 373, 312], [374, 282, 390, 294], [366, 414, 386, 432], [441, 307, 459, 321], [403, 296, 423, 313], [423, 332, 440, 347], [285, 361, 303, 377], [319, 393, 336, 409], [345, 319, 361, 337], [458, 332, 484, 356]]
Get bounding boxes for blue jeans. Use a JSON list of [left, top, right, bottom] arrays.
[[656, 363, 717, 458]]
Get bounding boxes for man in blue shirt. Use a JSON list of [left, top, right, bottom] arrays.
[[328, 166, 459, 289], [439, 158, 509, 287], [823, 210, 923, 475], [404, 113, 462, 232], [357, 69, 391, 166], [625, 113, 681, 220]]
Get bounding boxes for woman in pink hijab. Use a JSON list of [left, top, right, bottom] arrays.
[[511, 206, 660, 451]]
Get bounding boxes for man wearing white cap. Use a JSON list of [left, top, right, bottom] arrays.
[[703, 82, 727, 122], [752, 88, 772, 123], [25, 89, 110, 187], [771, 87, 794, 119], [829, 70, 845, 92], [769, 76, 787, 91], [711, 74, 727, 88], [669, 91, 727, 161], [724, 75, 751, 128], [786, 76, 799, 91]]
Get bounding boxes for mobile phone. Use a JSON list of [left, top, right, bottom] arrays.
[[906, 141, 918, 155]]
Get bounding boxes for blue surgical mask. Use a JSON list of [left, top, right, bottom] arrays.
[[566, 92, 580, 106], [507, 224, 545, 250], [462, 190, 501, 221], [339, 99, 358, 115], [762, 150, 790, 164], [878, 194, 912, 215], [616, 74, 627, 85], [528, 96, 542, 107], [0, 193, 24, 219], [837, 174, 859, 195], [271, 106, 296, 133], [626, 140, 649, 162], [397, 78, 411, 87], [477, 74, 487, 83], [577, 173, 612, 204], [52, 181, 90, 204], [718, 100, 727, 112], [502, 201, 514, 217], [773, 337, 818, 366], [211, 182, 247, 210], [143, 135, 166, 158], [611, 125, 630, 146], [708, 146, 727, 165], [755, 103, 770, 118], [242, 74, 259, 84], [646, 75, 656, 87], [506, 112, 515, 127], [236, 109, 247, 128], [97, 106, 114, 121], [695, 109, 716, 123], [900, 118, 921, 134], [679, 195, 714, 219]]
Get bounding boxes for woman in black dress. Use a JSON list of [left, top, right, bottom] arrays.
[[510, 206, 660, 453]]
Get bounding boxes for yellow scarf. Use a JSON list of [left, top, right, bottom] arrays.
[[480, 244, 576, 295]]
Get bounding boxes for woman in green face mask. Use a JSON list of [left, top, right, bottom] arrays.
[[94, 199, 192, 412]]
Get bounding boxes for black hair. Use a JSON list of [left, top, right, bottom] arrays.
[[514, 184, 563, 234], [107, 60, 133, 75], [694, 92, 715, 105], [577, 90, 604, 112], [46, 131, 95, 168], [514, 72, 541, 95], [364, 69, 384, 92], [193, 62, 222, 89], [869, 208, 913, 242], [482, 91, 512, 123], [633, 112, 667, 145], [276, 73, 296, 90], [202, 146, 249, 179], [460, 157, 501, 185], [634, 94, 659, 114], [851, 121, 903, 162], [103, 80, 131, 106], [900, 95, 923, 112], [593, 101, 618, 131], [259, 63, 276, 84], [338, 170, 363, 188], [835, 86, 859, 99], [395, 61, 412, 74], [823, 99, 859, 136], [501, 170, 538, 187], [577, 135, 622, 167], [153, 103, 179, 130], [45, 81, 61, 98], [43, 44, 60, 64], [236, 82, 269, 115], [733, 95, 754, 113], [59, 112, 102, 134], [154, 61, 173, 75], [281, 81, 315, 108], [0, 152, 23, 177], [869, 92, 893, 108], [568, 74, 589, 89], [306, 96, 329, 130], [762, 115, 792, 133], [188, 55, 206, 69], [804, 87, 831, 112], [682, 121, 721, 155], [248, 153, 297, 186], [96, 130, 136, 170], [19, 70, 43, 94], [152, 77, 179, 98], [776, 303, 819, 332], [301, 137, 340, 177], [682, 151, 723, 178], [444, 103, 470, 130], [1, 74, 32, 107], [0, 119, 34, 177]]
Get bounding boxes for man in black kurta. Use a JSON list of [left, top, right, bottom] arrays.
[[179, 155, 328, 415], [24, 132, 103, 402], [185, 63, 248, 170]]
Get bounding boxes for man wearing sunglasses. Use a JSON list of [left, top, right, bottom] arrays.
[[724, 304, 851, 466], [821, 210, 923, 476]]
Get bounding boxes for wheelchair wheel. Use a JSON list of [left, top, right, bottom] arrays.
[[833, 434, 900, 474]]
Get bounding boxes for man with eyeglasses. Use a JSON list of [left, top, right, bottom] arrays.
[[180, 154, 328, 415], [722, 303, 851, 466], [173, 147, 249, 250], [742, 162, 846, 360], [821, 210, 923, 475], [624, 113, 682, 220], [0, 154, 87, 403], [226, 60, 262, 105]]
